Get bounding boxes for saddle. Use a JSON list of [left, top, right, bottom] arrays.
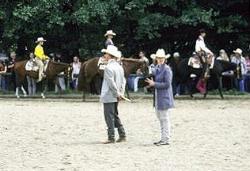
[[25, 59, 49, 72], [25, 60, 39, 71], [97, 57, 108, 70], [188, 57, 202, 69], [188, 52, 215, 69]]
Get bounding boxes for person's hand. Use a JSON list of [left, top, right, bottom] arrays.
[[117, 95, 122, 101], [145, 78, 155, 87]]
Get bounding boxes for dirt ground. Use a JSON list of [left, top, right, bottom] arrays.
[[0, 97, 250, 171]]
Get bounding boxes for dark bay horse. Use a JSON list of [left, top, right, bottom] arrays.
[[78, 57, 148, 100], [14, 60, 70, 98], [168, 57, 237, 99]]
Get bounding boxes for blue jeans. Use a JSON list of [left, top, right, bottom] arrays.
[[245, 74, 250, 92], [0, 75, 8, 92], [235, 76, 246, 92]]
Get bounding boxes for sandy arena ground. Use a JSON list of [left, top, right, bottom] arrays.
[[0, 97, 250, 171]]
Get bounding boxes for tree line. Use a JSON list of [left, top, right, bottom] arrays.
[[0, 0, 249, 62]]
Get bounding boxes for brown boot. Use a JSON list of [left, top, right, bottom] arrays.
[[103, 139, 115, 144], [116, 136, 126, 143]]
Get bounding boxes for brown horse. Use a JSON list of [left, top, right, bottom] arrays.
[[14, 60, 70, 98], [0, 63, 4, 71], [78, 57, 149, 100]]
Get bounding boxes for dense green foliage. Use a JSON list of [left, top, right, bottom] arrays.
[[0, 0, 249, 61]]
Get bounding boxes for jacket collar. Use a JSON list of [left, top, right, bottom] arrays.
[[108, 59, 116, 64]]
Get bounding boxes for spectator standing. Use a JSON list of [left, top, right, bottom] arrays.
[[0, 60, 7, 92], [231, 48, 247, 92], [71, 56, 81, 90], [217, 49, 229, 61], [54, 54, 66, 93], [133, 51, 149, 92], [8, 51, 17, 91], [26, 52, 37, 95]]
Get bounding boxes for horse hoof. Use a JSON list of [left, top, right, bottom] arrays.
[[41, 93, 45, 99], [16, 96, 20, 99], [24, 94, 27, 97]]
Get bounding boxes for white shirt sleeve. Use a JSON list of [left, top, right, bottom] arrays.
[[195, 37, 213, 54]]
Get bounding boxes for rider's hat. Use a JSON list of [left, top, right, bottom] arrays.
[[104, 30, 116, 37], [36, 37, 46, 43]]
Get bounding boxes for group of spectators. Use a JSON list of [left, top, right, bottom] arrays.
[[0, 51, 82, 95], [128, 48, 250, 94], [1, 47, 250, 95]]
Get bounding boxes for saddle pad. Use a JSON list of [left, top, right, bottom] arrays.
[[25, 61, 39, 71], [188, 57, 202, 69], [97, 57, 108, 70]]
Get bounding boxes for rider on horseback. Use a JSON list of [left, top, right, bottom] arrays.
[[195, 29, 213, 55], [195, 29, 214, 78], [34, 37, 49, 82], [104, 30, 116, 48]]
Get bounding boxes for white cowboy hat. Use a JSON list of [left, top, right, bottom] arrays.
[[173, 52, 180, 57], [233, 48, 242, 55], [104, 30, 116, 37], [101, 45, 121, 58], [36, 37, 46, 43], [150, 49, 171, 59]]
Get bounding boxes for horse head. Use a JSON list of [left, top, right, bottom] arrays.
[[121, 58, 149, 78], [47, 60, 71, 79]]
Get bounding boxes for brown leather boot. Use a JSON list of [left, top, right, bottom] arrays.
[[116, 136, 126, 143]]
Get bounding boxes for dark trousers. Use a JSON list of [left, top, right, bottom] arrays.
[[103, 102, 126, 140]]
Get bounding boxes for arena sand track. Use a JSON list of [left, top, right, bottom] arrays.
[[0, 98, 250, 170]]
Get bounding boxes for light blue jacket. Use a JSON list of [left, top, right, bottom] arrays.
[[100, 59, 126, 103]]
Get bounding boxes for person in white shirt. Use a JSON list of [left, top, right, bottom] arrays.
[[195, 29, 213, 55], [71, 56, 81, 89], [231, 48, 247, 92]]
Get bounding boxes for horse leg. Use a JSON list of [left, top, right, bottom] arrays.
[[15, 87, 20, 98], [41, 80, 47, 99], [203, 80, 208, 99], [82, 91, 86, 102], [21, 86, 27, 97], [125, 83, 130, 99], [218, 76, 224, 99]]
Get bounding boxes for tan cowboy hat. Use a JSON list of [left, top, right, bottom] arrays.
[[233, 48, 242, 55], [36, 37, 46, 43], [150, 49, 171, 60], [104, 30, 116, 37], [101, 45, 121, 58]]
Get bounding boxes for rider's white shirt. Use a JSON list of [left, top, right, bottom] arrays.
[[195, 36, 213, 54]]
